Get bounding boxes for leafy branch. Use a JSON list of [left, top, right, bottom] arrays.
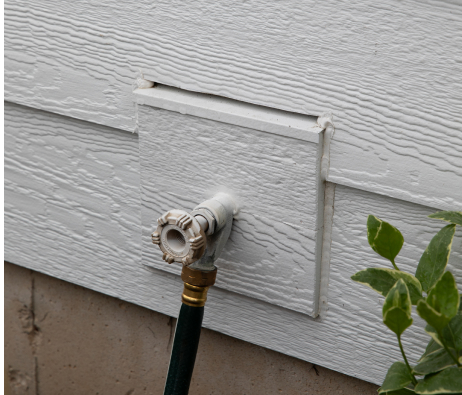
[[351, 210, 462, 394]]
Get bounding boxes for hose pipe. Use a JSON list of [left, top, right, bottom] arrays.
[[151, 193, 236, 395], [163, 266, 216, 395]]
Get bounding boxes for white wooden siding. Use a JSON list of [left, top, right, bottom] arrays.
[[5, 0, 462, 211], [5, 102, 461, 384]]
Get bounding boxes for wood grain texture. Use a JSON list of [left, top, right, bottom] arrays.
[[5, 0, 462, 210], [138, 105, 322, 315], [5, 103, 462, 385], [4, 102, 141, 290]]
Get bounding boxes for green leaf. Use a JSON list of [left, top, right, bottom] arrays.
[[417, 300, 451, 331], [384, 307, 414, 337], [426, 325, 441, 345], [381, 388, 416, 395], [422, 338, 443, 359], [417, 272, 460, 332], [384, 279, 412, 316], [351, 268, 423, 304], [428, 316, 462, 353], [367, 215, 404, 267], [383, 279, 413, 336], [379, 362, 415, 393], [414, 366, 462, 394], [413, 348, 456, 375], [415, 224, 456, 292], [427, 272, 460, 320], [444, 315, 462, 353], [429, 211, 462, 226], [426, 325, 447, 349]]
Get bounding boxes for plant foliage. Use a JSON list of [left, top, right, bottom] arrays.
[[351, 211, 462, 394]]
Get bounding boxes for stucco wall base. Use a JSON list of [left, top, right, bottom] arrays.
[[4, 262, 378, 395]]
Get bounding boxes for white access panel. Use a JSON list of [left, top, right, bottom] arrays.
[[136, 85, 327, 316]]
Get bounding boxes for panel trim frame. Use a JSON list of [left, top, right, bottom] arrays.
[[134, 85, 323, 143], [135, 85, 330, 317]]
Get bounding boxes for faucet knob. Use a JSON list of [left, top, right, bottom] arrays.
[[151, 209, 206, 266]]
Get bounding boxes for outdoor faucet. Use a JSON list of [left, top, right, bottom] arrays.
[[151, 192, 236, 272], [151, 193, 236, 395]]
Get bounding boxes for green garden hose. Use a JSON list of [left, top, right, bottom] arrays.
[[163, 267, 217, 395], [163, 303, 204, 395]]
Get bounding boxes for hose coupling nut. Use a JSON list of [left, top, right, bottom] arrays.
[[180, 266, 217, 307]]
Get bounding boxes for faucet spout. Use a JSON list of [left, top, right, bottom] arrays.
[[190, 193, 235, 271]]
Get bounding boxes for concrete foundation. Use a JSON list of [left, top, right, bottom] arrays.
[[5, 262, 378, 394]]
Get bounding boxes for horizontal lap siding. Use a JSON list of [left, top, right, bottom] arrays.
[[5, 0, 462, 384], [4, 103, 141, 292], [5, 0, 462, 209], [5, 103, 461, 384]]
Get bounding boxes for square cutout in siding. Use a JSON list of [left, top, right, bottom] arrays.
[[135, 84, 328, 317]]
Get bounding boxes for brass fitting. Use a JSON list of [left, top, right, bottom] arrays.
[[181, 266, 217, 307], [181, 283, 209, 307]]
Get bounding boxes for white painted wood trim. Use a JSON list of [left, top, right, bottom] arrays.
[[134, 85, 323, 143]]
